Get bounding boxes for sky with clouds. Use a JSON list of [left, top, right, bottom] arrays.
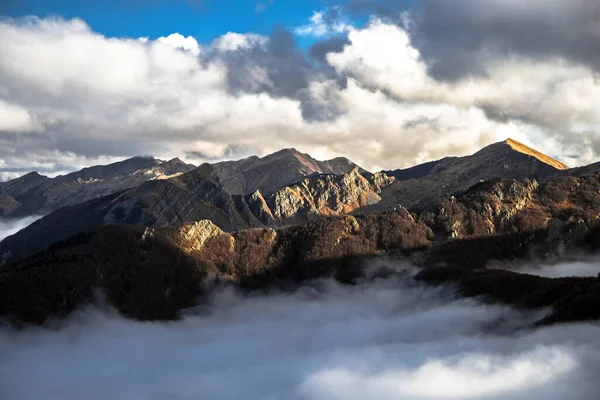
[[1, 0, 599, 180]]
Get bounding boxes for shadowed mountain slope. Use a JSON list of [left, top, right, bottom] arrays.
[[211, 148, 365, 195], [2, 157, 195, 217], [381, 139, 569, 209]]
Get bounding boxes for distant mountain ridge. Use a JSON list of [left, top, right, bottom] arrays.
[[0, 149, 364, 217], [0, 157, 196, 217], [211, 148, 365, 195], [1, 138, 595, 262], [380, 138, 574, 209], [0, 165, 392, 262]]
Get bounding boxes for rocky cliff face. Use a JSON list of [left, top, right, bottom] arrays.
[[420, 178, 540, 239], [264, 168, 393, 223], [420, 173, 600, 268]]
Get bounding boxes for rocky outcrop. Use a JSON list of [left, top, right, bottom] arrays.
[[368, 171, 396, 193], [245, 190, 276, 225], [177, 220, 226, 254], [420, 178, 539, 239], [265, 168, 394, 223]]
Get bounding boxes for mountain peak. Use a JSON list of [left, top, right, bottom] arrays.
[[265, 148, 304, 158], [503, 138, 569, 170]]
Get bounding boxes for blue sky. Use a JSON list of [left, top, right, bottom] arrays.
[[1, 0, 344, 43]]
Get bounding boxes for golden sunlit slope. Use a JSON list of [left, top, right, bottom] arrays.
[[505, 138, 569, 170]]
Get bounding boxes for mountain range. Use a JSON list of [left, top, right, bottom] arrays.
[[2, 138, 600, 325]]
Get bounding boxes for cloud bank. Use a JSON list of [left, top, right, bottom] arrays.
[[509, 260, 600, 278], [0, 215, 42, 242], [1, 1, 599, 176], [1, 276, 600, 400]]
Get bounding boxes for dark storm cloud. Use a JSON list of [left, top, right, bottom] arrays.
[[415, 0, 600, 80], [207, 25, 352, 121], [345, 0, 600, 81], [206, 25, 311, 98], [309, 35, 350, 64]]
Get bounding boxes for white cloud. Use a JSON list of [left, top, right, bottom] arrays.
[[156, 33, 201, 56], [1, 273, 599, 399], [0, 100, 38, 132], [213, 32, 267, 52], [495, 260, 600, 278], [295, 10, 351, 38], [0, 15, 599, 176], [327, 20, 600, 165], [0, 215, 43, 242]]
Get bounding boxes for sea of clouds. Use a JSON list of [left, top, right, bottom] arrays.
[[2, 275, 600, 400]]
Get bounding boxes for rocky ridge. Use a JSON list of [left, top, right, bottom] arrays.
[[3, 171, 600, 324], [381, 138, 571, 209], [1, 157, 196, 217], [0, 166, 394, 262], [211, 148, 365, 195]]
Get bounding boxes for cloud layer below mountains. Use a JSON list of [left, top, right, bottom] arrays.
[[1, 1, 599, 178], [0, 215, 42, 242], [2, 273, 600, 400]]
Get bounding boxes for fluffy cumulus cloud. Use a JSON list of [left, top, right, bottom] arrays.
[[2, 274, 600, 399], [1, 1, 600, 178]]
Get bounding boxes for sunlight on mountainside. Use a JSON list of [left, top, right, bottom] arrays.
[[505, 139, 569, 170]]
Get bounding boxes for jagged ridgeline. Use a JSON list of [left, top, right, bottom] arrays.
[[2, 139, 600, 324], [0, 152, 390, 262]]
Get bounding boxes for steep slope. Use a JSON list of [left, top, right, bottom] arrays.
[[211, 148, 366, 195], [7, 157, 195, 216], [254, 169, 394, 225], [379, 138, 569, 209]]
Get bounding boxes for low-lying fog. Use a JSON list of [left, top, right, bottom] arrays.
[[504, 260, 600, 278], [2, 273, 600, 400], [0, 215, 42, 242]]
